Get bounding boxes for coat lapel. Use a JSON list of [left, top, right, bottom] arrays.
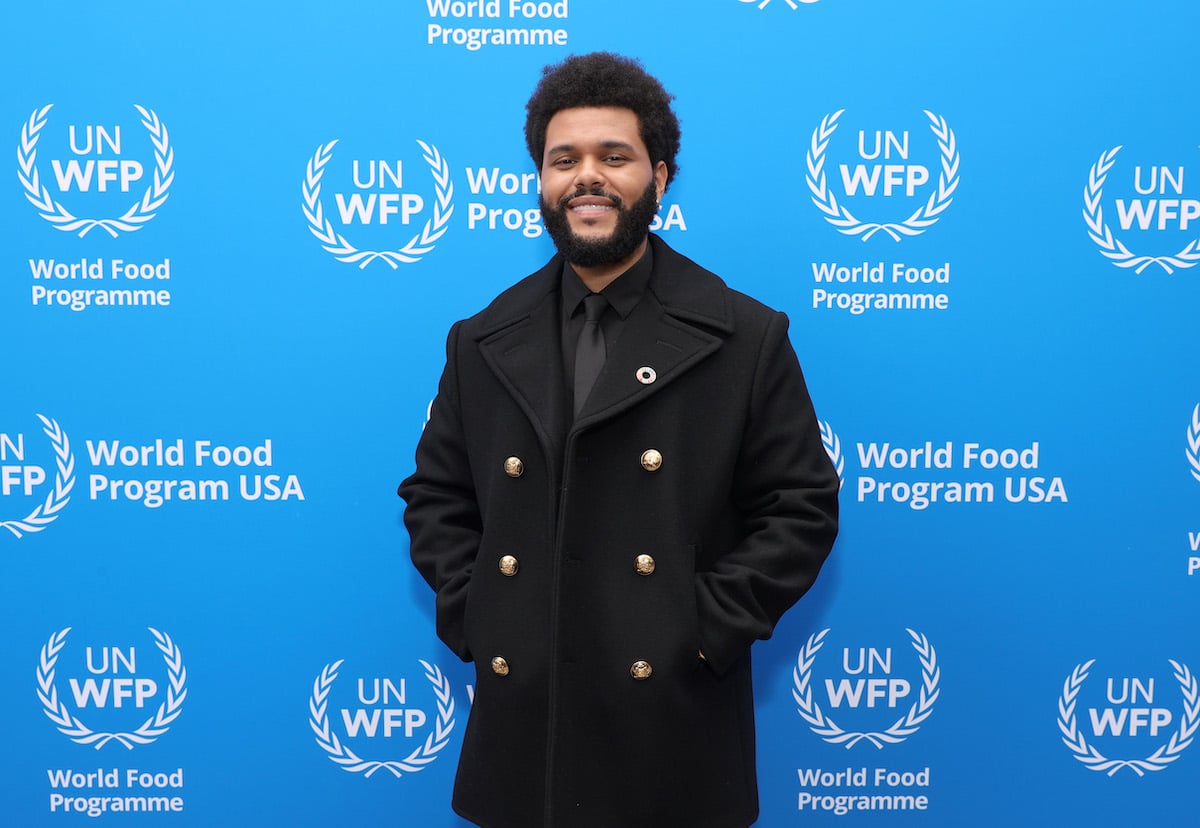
[[572, 291, 720, 427], [573, 235, 735, 430], [475, 237, 737, 441], [476, 262, 569, 450]]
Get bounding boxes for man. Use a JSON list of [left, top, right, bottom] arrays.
[[399, 52, 839, 828]]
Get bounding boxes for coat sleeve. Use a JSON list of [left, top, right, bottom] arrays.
[[398, 321, 480, 662], [695, 311, 839, 675]]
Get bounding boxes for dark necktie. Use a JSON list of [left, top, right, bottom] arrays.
[[574, 293, 607, 415]]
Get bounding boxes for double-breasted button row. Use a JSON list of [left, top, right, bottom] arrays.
[[498, 554, 653, 576], [496, 448, 658, 684], [510, 451, 663, 474], [498, 554, 651, 577], [492, 655, 652, 681]]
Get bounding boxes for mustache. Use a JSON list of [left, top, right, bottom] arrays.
[[555, 186, 624, 210]]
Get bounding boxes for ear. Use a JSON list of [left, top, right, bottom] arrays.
[[653, 160, 668, 201]]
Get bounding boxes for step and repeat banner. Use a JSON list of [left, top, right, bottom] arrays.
[[2, 1, 1197, 825]]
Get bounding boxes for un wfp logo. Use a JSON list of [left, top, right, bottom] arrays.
[[737, 0, 820, 9], [807, 110, 959, 241], [17, 105, 174, 237], [302, 140, 454, 268], [37, 627, 187, 749], [1058, 659, 1199, 775], [308, 659, 456, 777], [1084, 147, 1200, 273], [793, 628, 940, 748], [0, 414, 75, 539]]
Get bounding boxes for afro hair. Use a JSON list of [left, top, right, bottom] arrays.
[[524, 52, 682, 189]]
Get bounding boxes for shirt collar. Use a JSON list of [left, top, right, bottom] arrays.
[[561, 242, 654, 320]]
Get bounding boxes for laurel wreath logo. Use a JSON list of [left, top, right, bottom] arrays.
[[37, 627, 187, 749], [738, 0, 810, 9], [1083, 147, 1200, 274], [818, 420, 845, 488], [309, 659, 456, 777], [1057, 659, 1200, 776], [806, 110, 959, 242], [17, 104, 174, 238], [793, 628, 940, 749], [302, 140, 454, 268], [738, 0, 821, 8], [0, 414, 75, 539], [1186, 404, 1200, 484]]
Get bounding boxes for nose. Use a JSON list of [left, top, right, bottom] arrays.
[[573, 155, 605, 189]]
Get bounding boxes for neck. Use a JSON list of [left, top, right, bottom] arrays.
[[570, 237, 649, 293]]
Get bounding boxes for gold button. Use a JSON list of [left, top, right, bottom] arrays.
[[640, 449, 662, 472], [504, 456, 524, 478], [630, 660, 653, 680], [491, 656, 510, 676], [634, 554, 656, 575], [499, 555, 519, 577]]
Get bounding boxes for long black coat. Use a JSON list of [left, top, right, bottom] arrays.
[[400, 236, 839, 828]]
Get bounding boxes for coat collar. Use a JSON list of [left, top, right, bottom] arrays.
[[475, 236, 734, 338], [475, 235, 735, 437]]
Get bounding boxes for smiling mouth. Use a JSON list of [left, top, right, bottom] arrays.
[[562, 188, 622, 213], [568, 197, 615, 213], [567, 204, 615, 226], [571, 207, 614, 219]]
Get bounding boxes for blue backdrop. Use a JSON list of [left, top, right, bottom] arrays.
[[2, 1, 1197, 825]]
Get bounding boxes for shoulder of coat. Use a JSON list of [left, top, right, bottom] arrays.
[[462, 254, 562, 339], [649, 235, 785, 337]]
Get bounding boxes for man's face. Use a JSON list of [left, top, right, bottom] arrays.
[[539, 106, 669, 268]]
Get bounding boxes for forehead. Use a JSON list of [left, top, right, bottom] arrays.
[[543, 107, 646, 155]]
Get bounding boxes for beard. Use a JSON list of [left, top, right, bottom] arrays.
[[540, 180, 659, 268]]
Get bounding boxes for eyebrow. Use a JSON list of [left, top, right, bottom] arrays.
[[546, 140, 639, 156]]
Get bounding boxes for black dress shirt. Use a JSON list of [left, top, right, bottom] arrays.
[[560, 244, 654, 410]]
